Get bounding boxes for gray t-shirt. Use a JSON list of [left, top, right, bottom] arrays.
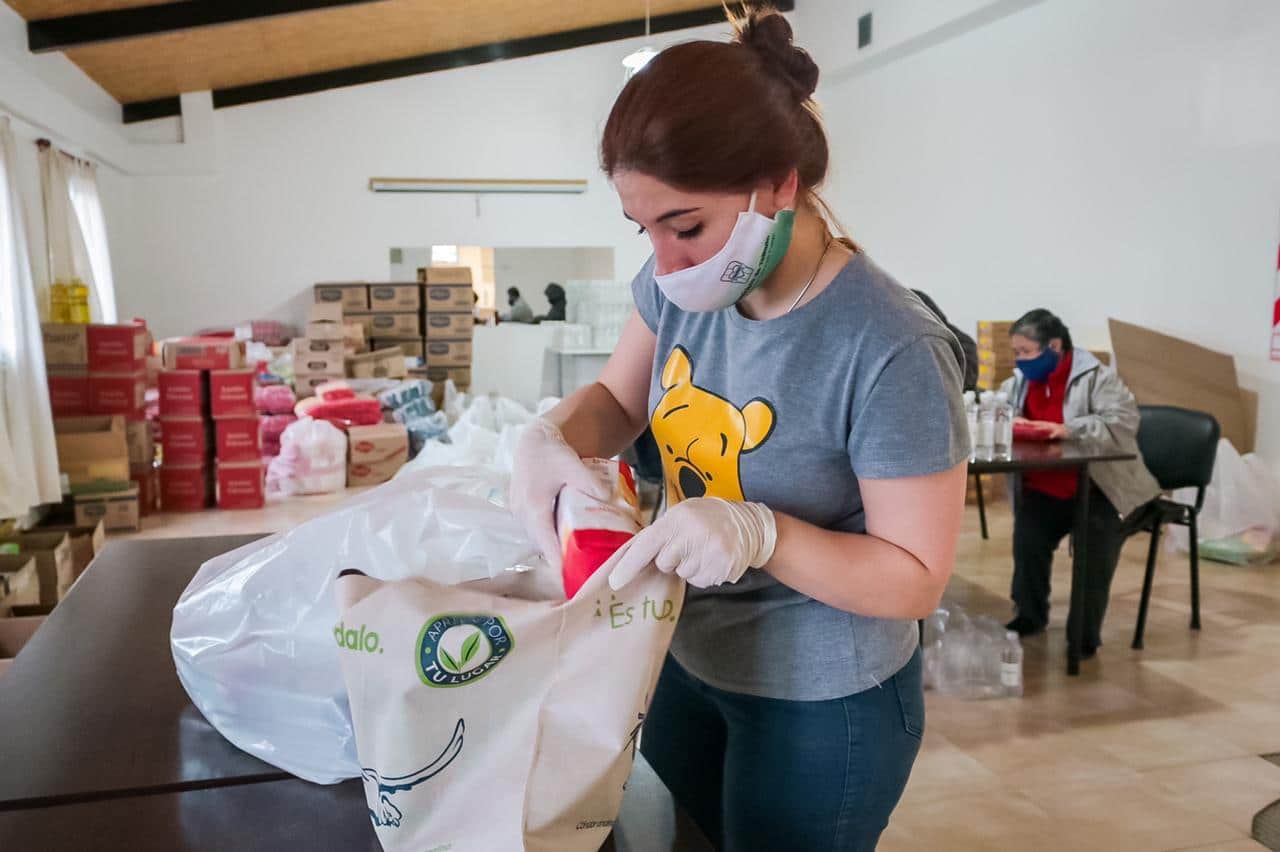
[[631, 251, 968, 700]]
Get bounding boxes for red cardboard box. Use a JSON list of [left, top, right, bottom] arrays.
[[88, 372, 146, 420], [160, 418, 212, 465], [216, 461, 265, 510], [47, 369, 90, 417], [215, 417, 261, 462], [160, 464, 212, 512], [158, 369, 206, 418], [209, 369, 257, 419], [87, 323, 147, 372], [161, 337, 245, 371]]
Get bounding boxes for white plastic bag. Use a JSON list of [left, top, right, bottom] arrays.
[[170, 466, 541, 784], [334, 537, 681, 852], [399, 392, 541, 474], [1169, 438, 1280, 562], [265, 417, 348, 495]]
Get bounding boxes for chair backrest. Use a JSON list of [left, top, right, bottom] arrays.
[[1136, 405, 1221, 493], [627, 427, 665, 485]]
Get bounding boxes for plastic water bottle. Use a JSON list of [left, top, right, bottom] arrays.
[[1001, 630, 1023, 697], [994, 391, 1014, 459], [963, 391, 978, 458], [976, 391, 995, 459]]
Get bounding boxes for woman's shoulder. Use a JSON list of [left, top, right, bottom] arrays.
[[833, 253, 959, 353]]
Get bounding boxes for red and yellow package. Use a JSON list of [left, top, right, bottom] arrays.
[[556, 459, 641, 599]]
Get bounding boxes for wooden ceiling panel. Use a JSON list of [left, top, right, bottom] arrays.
[[5, 0, 168, 18], [56, 0, 719, 104]]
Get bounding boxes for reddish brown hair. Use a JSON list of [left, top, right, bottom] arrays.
[[601, 9, 828, 198]]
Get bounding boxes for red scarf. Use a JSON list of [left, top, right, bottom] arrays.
[[1023, 351, 1076, 499]]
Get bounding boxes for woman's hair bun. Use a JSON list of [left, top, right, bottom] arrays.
[[734, 9, 819, 100]]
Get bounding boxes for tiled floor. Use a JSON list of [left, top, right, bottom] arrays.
[[120, 493, 1280, 851]]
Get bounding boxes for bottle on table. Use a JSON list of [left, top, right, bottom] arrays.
[[976, 391, 996, 460], [993, 391, 1014, 459], [963, 390, 978, 458], [1001, 630, 1023, 697], [50, 279, 71, 323]]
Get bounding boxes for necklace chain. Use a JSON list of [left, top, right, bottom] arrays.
[[786, 235, 835, 314]]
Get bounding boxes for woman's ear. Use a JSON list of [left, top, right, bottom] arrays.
[[1049, 339, 1064, 353], [758, 169, 800, 214]]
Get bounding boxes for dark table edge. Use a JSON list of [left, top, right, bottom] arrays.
[[0, 771, 290, 813]]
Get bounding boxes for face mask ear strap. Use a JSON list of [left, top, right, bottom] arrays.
[[748, 190, 758, 214]]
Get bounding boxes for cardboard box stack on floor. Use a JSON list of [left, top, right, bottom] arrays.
[[346, 423, 409, 486], [0, 531, 74, 607], [156, 337, 246, 512], [295, 302, 350, 397], [976, 320, 1016, 391], [211, 369, 265, 510], [52, 415, 141, 531], [420, 267, 473, 408], [0, 615, 44, 679], [0, 555, 40, 615]]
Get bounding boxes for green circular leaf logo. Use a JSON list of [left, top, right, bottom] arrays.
[[417, 614, 513, 688]]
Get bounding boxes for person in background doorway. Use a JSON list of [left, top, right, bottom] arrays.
[[1001, 308, 1159, 656], [913, 290, 978, 391], [533, 282, 567, 323], [501, 287, 534, 323]]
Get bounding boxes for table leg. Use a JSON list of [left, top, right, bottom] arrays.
[[974, 473, 989, 540], [1067, 465, 1090, 676]]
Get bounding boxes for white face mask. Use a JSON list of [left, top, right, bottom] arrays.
[[652, 192, 795, 312]]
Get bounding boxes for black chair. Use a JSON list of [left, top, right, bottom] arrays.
[[1130, 405, 1221, 650]]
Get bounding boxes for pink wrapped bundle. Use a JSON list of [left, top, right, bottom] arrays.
[[255, 384, 297, 415], [260, 414, 298, 443]]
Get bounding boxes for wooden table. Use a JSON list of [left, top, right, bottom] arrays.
[[0, 535, 710, 851], [969, 441, 1137, 675]]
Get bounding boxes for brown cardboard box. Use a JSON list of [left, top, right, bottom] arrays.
[[294, 373, 338, 398], [344, 313, 373, 337], [314, 282, 369, 312], [976, 320, 1015, 347], [425, 312, 474, 340], [346, 348, 408, 380], [365, 312, 422, 339], [306, 321, 346, 342], [308, 303, 344, 325], [344, 321, 367, 353], [32, 520, 105, 579], [425, 339, 472, 368], [0, 532, 74, 605], [74, 484, 141, 532], [370, 339, 423, 359], [347, 457, 407, 487], [424, 285, 474, 312], [293, 346, 346, 376], [41, 323, 88, 366], [0, 555, 39, 615], [1108, 318, 1256, 452], [369, 283, 421, 311], [423, 267, 473, 285], [161, 337, 246, 370], [423, 366, 471, 388], [54, 416, 130, 494], [126, 420, 154, 466], [0, 615, 44, 679], [348, 423, 409, 465]]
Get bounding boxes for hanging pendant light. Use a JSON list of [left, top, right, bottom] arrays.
[[622, 0, 656, 77]]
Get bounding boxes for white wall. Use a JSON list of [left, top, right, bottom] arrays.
[[107, 26, 734, 340], [797, 0, 1280, 462]]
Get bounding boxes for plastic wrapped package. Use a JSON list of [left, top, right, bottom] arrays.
[[557, 459, 640, 598], [934, 610, 1017, 700], [259, 413, 298, 444], [1168, 439, 1280, 565], [406, 411, 451, 456], [377, 379, 433, 412], [265, 418, 347, 496], [400, 393, 537, 473], [171, 466, 549, 785], [391, 398, 434, 425], [255, 383, 297, 415]]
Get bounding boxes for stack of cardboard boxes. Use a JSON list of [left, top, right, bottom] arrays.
[[346, 423, 409, 487], [976, 321, 1016, 391], [42, 322, 156, 514], [420, 267, 474, 408], [157, 337, 254, 511], [293, 304, 349, 397], [51, 415, 140, 531]]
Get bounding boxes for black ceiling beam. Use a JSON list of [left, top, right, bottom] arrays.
[[122, 0, 795, 124], [29, 0, 385, 54]]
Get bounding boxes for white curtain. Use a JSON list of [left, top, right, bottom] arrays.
[[0, 118, 62, 518], [38, 143, 117, 323]]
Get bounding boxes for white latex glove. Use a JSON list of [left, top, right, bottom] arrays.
[[509, 418, 611, 569], [608, 498, 777, 591]]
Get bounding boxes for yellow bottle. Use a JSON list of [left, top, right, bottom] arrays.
[[70, 277, 90, 324], [50, 280, 71, 323]]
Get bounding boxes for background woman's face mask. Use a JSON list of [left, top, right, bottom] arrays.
[[1016, 347, 1061, 382], [653, 192, 794, 312]]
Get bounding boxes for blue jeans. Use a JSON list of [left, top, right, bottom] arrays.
[[641, 649, 924, 852]]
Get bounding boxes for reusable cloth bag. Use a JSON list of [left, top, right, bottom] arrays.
[[334, 539, 682, 852]]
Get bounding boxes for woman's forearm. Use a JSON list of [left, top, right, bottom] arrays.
[[763, 512, 951, 620], [545, 382, 645, 460]]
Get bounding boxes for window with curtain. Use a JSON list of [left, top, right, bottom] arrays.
[[38, 142, 117, 323], [0, 118, 62, 518]]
